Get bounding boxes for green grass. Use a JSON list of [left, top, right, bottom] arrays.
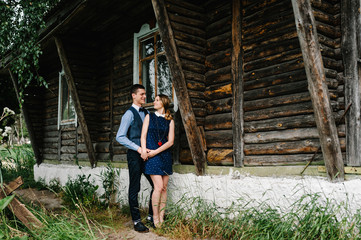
[[156, 193, 361, 240], [2, 144, 361, 239]]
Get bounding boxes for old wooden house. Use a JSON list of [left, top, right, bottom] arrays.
[[1, 0, 360, 181]]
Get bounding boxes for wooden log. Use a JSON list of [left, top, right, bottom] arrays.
[[205, 65, 231, 85], [165, 2, 204, 20], [245, 102, 313, 122], [206, 97, 232, 115], [245, 128, 319, 144], [9, 70, 42, 164], [173, 30, 206, 47], [206, 1, 231, 23], [206, 15, 232, 39], [207, 148, 233, 166], [178, 47, 205, 63], [152, 0, 206, 175], [55, 37, 96, 167], [184, 70, 205, 83], [244, 69, 306, 91], [205, 49, 232, 71], [316, 21, 341, 39], [205, 112, 232, 130], [244, 38, 300, 62], [181, 58, 206, 73], [244, 50, 303, 72], [244, 81, 308, 101], [0, 177, 23, 198], [170, 21, 205, 38], [244, 154, 323, 165], [245, 139, 320, 155], [206, 130, 232, 148], [244, 92, 311, 112], [244, 31, 298, 52], [244, 59, 304, 81], [1, 177, 43, 229], [232, 0, 244, 167], [341, 0, 361, 166], [205, 83, 232, 100], [245, 114, 316, 133], [292, 0, 344, 180], [318, 33, 341, 49], [175, 39, 206, 54], [168, 12, 205, 28], [179, 148, 194, 164], [206, 32, 232, 53]]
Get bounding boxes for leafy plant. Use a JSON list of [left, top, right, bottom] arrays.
[[63, 174, 99, 209], [1, 1, 59, 100], [98, 163, 120, 207]]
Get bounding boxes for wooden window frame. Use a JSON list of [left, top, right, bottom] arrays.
[[57, 71, 77, 129], [133, 23, 177, 108]]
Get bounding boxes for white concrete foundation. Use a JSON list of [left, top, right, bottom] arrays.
[[34, 163, 361, 216]]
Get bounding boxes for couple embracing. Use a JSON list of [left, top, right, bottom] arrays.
[[116, 84, 175, 232]]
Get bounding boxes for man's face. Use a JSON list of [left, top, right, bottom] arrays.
[[132, 88, 146, 105]]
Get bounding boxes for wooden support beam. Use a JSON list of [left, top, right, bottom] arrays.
[[151, 0, 206, 175], [1, 177, 43, 229], [8, 70, 42, 165], [341, 0, 361, 166], [232, 0, 244, 167], [54, 37, 96, 167], [292, 0, 344, 181]]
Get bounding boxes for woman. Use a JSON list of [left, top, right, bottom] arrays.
[[140, 94, 175, 228]]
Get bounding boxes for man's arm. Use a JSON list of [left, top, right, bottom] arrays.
[[115, 110, 140, 152]]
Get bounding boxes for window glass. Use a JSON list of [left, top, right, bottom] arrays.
[[139, 32, 172, 103], [59, 72, 76, 124]]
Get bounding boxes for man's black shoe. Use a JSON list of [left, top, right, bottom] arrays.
[[146, 216, 155, 228], [134, 222, 149, 232]]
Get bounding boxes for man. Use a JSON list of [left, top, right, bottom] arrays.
[[116, 84, 154, 232]]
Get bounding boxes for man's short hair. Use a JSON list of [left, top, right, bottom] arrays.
[[130, 84, 145, 97]]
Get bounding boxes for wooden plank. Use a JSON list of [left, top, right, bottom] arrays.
[[8, 70, 42, 164], [232, 0, 244, 167], [152, 0, 206, 175], [7, 197, 43, 229], [54, 37, 96, 167], [0, 177, 23, 198], [341, 0, 361, 166], [292, 0, 344, 181]]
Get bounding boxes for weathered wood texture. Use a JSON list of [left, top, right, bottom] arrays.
[[341, 0, 361, 166], [55, 37, 97, 167], [164, 0, 207, 167], [231, 0, 244, 167], [292, 0, 344, 180], [153, 0, 207, 175]]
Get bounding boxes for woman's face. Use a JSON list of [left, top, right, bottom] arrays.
[[153, 96, 164, 110]]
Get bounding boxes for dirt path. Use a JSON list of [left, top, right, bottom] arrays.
[[14, 188, 170, 240]]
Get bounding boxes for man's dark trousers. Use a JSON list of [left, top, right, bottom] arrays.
[[127, 149, 154, 221]]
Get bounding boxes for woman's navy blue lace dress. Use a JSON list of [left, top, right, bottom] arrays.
[[144, 113, 173, 176]]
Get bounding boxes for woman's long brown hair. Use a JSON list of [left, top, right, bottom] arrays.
[[158, 94, 173, 120]]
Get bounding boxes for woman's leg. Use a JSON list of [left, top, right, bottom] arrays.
[[150, 175, 163, 226], [159, 175, 169, 223]]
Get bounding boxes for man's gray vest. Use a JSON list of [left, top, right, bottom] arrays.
[[127, 107, 148, 147]]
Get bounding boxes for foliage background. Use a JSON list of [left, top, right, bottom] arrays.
[[0, 0, 59, 100]]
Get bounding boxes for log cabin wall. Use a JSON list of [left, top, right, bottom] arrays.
[[61, 37, 98, 162], [240, 0, 320, 166], [111, 37, 134, 162], [38, 43, 62, 161], [96, 45, 112, 162], [311, 0, 345, 156], [204, 0, 233, 166], [164, 0, 207, 164]]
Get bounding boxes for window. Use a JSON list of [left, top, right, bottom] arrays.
[[134, 24, 177, 107], [58, 71, 76, 129]]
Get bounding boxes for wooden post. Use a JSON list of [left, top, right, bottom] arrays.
[[232, 0, 244, 167], [341, 0, 361, 166], [292, 0, 344, 181], [54, 37, 97, 167], [8, 70, 41, 165], [1, 177, 43, 229], [151, 0, 206, 175]]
